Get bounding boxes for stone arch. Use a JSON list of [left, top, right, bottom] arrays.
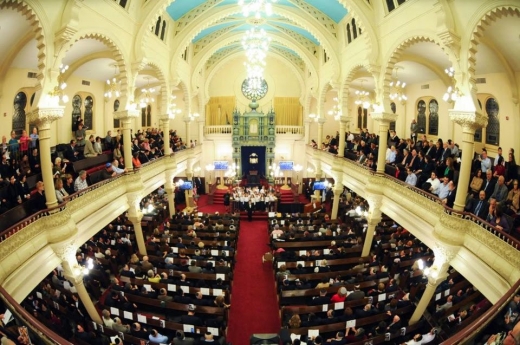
[[133, 0, 173, 62], [468, 5, 520, 104], [340, 64, 375, 114], [318, 83, 333, 119], [134, 61, 169, 117], [0, 0, 48, 103], [54, 31, 130, 108], [176, 80, 190, 116], [170, 5, 339, 73], [381, 33, 456, 111]]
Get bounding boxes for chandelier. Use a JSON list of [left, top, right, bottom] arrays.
[[139, 77, 155, 108], [168, 95, 182, 118], [46, 64, 69, 105], [389, 67, 407, 104], [442, 66, 463, 102], [238, 0, 277, 19], [242, 26, 271, 94], [189, 112, 200, 121], [327, 97, 342, 121], [354, 79, 373, 109], [104, 64, 120, 100]]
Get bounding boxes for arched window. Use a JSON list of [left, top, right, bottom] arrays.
[[155, 16, 161, 36], [146, 104, 152, 127], [485, 98, 500, 145], [113, 99, 120, 128], [363, 108, 368, 129], [389, 102, 396, 131], [474, 99, 482, 142], [72, 95, 82, 131], [428, 99, 439, 136], [29, 93, 35, 107], [13, 92, 27, 136], [357, 106, 362, 129], [346, 24, 352, 43], [352, 19, 357, 39], [416, 100, 426, 134], [84, 96, 94, 129], [160, 20, 167, 40]]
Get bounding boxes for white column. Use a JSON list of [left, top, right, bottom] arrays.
[[317, 118, 326, 148], [128, 212, 147, 255], [331, 186, 343, 220], [338, 116, 349, 158], [361, 216, 381, 257], [159, 114, 174, 155], [449, 110, 487, 211], [371, 112, 398, 174], [28, 107, 64, 208], [304, 119, 311, 145], [114, 110, 140, 169], [184, 117, 191, 145]]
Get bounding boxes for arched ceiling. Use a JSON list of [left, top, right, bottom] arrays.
[[167, 0, 348, 73]]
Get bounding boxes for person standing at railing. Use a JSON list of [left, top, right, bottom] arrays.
[[19, 130, 29, 157], [75, 123, 86, 146], [29, 127, 38, 150], [8, 131, 19, 160]]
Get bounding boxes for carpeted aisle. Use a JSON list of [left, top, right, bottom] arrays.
[[227, 220, 280, 345]]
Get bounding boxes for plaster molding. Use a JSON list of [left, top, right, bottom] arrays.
[[371, 111, 398, 124], [28, 107, 64, 128], [114, 109, 140, 120], [449, 109, 488, 131]]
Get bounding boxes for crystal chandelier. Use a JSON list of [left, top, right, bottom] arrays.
[[168, 95, 182, 118], [242, 26, 271, 91], [442, 66, 463, 102], [354, 79, 373, 109], [238, 0, 277, 19], [104, 64, 120, 100], [389, 67, 407, 104], [46, 64, 69, 105], [139, 77, 155, 108], [327, 97, 342, 121]]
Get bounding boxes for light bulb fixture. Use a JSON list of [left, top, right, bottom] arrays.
[[442, 66, 463, 102], [168, 95, 182, 118], [104, 64, 120, 100], [389, 67, 407, 104], [189, 112, 200, 121], [139, 77, 156, 108], [327, 97, 342, 121], [354, 79, 374, 109], [242, 26, 271, 88], [308, 113, 318, 122], [45, 64, 69, 106], [238, 0, 277, 19]]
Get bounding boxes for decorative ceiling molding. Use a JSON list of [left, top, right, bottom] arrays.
[[270, 46, 305, 71], [173, 0, 225, 37], [270, 23, 318, 55], [205, 45, 242, 70], [193, 23, 242, 55]]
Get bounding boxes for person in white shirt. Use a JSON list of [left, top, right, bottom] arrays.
[[405, 168, 417, 187], [74, 170, 89, 192], [425, 172, 440, 195], [420, 328, 438, 344], [437, 176, 451, 199], [111, 159, 128, 175], [404, 334, 423, 345]]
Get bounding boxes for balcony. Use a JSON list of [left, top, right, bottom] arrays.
[[306, 145, 520, 303]]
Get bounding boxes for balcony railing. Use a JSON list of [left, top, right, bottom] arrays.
[[275, 126, 304, 135], [204, 125, 232, 135]]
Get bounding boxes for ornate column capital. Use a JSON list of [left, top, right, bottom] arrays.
[[317, 118, 326, 125], [183, 116, 193, 123], [28, 106, 64, 128], [449, 110, 488, 132], [127, 211, 143, 224], [371, 111, 397, 124], [434, 210, 467, 246], [337, 116, 351, 125], [114, 109, 140, 120], [159, 113, 175, 122]]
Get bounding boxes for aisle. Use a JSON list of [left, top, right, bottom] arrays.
[[227, 220, 280, 344]]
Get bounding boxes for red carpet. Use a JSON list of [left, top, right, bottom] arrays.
[[227, 220, 280, 344]]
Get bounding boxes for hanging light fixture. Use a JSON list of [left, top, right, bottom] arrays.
[[354, 79, 373, 109], [104, 64, 120, 100], [242, 25, 271, 95], [168, 95, 182, 118], [139, 77, 155, 108], [46, 64, 69, 105], [238, 0, 277, 19], [327, 97, 342, 121], [389, 67, 407, 104], [189, 112, 200, 121], [442, 66, 463, 102]]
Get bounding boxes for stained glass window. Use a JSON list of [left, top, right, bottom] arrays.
[[113, 99, 120, 128], [13, 92, 27, 136], [346, 24, 351, 44], [84, 96, 93, 129], [389, 102, 396, 131], [72, 95, 82, 131], [357, 107, 362, 129], [146, 104, 152, 127], [428, 99, 439, 136], [474, 99, 482, 142], [363, 108, 368, 129], [485, 98, 499, 145], [352, 19, 357, 39], [417, 100, 426, 134]]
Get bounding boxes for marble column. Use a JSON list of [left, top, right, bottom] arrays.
[[61, 259, 102, 324], [114, 110, 140, 170], [371, 112, 398, 174], [337, 116, 349, 158], [165, 186, 176, 217], [331, 186, 343, 220], [184, 117, 191, 145], [304, 119, 311, 145], [28, 107, 64, 209], [127, 211, 146, 255], [159, 114, 173, 155], [197, 118, 205, 144], [317, 118, 326, 148], [449, 110, 488, 211], [362, 216, 382, 257], [409, 257, 451, 324]]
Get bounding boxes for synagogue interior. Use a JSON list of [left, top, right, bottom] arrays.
[[0, 0, 519, 344]]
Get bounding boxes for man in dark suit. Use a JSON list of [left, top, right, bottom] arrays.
[[64, 140, 80, 162], [480, 170, 497, 199], [346, 285, 365, 301], [465, 190, 489, 219]]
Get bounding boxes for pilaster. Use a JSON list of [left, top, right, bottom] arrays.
[[28, 107, 64, 209], [184, 116, 192, 144], [371, 112, 398, 174], [337, 116, 349, 158], [159, 114, 174, 156], [127, 211, 146, 256], [114, 109, 140, 170], [304, 118, 312, 145], [330, 186, 343, 220], [449, 110, 488, 211], [197, 117, 205, 144], [317, 118, 326, 148], [361, 192, 383, 257]]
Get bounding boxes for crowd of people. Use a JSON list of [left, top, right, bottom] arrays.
[[311, 124, 519, 234]]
